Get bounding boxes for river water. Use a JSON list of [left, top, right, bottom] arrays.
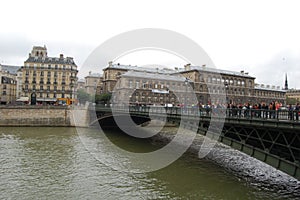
[[0, 127, 299, 199]]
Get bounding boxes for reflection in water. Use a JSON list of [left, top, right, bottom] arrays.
[[0, 127, 298, 199]]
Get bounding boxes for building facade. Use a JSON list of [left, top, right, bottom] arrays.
[[20, 46, 78, 104], [179, 64, 286, 105], [113, 71, 196, 106], [85, 71, 102, 95], [102, 61, 286, 106], [286, 89, 300, 103], [0, 70, 17, 104], [102, 61, 174, 93]]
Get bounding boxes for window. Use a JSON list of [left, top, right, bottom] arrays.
[[40, 71, 44, 76], [2, 91, 6, 95], [48, 65, 51, 69], [212, 77, 216, 83], [136, 81, 139, 88], [142, 81, 146, 89], [207, 76, 211, 83], [129, 80, 133, 88]]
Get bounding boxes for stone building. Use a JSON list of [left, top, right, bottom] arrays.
[[178, 64, 286, 105], [286, 89, 300, 103], [0, 66, 17, 104], [77, 79, 85, 91], [20, 46, 78, 104], [102, 61, 174, 93], [113, 70, 196, 106], [253, 84, 286, 104], [102, 61, 286, 106], [84, 71, 102, 95]]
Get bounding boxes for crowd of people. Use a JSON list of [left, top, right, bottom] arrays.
[[199, 101, 300, 121]]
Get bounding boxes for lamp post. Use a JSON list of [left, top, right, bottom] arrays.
[[224, 81, 229, 104], [184, 78, 189, 113]]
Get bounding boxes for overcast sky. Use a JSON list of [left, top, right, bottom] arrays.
[[0, 0, 299, 88]]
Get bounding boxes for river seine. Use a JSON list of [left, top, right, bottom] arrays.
[[0, 127, 299, 199]]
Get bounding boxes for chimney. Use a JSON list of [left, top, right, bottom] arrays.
[[245, 72, 249, 75], [60, 54, 64, 59], [202, 64, 206, 69], [89, 71, 92, 75], [184, 63, 191, 71], [108, 61, 113, 67], [240, 70, 244, 74]]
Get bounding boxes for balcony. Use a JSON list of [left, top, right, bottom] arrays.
[[46, 82, 51, 84]]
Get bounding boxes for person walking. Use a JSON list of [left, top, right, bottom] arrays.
[[288, 104, 293, 120], [295, 103, 300, 121]]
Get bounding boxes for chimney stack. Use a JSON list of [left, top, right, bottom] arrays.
[[184, 63, 191, 71]]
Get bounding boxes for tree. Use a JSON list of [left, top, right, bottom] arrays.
[[95, 93, 112, 104], [286, 97, 298, 105], [77, 89, 91, 104]]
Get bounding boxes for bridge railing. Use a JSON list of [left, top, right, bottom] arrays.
[[94, 105, 300, 122]]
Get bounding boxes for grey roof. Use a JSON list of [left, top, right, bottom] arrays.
[[121, 70, 187, 82], [254, 84, 286, 92], [77, 78, 85, 83], [105, 63, 175, 74], [0, 64, 21, 75], [178, 65, 255, 78], [25, 56, 76, 65], [85, 73, 102, 78]]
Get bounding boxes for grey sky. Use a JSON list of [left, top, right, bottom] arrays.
[[0, 0, 299, 88]]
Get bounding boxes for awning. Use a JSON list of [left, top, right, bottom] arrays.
[[16, 97, 29, 102]]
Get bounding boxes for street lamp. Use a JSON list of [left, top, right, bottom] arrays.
[[224, 81, 229, 104], [184, 78, 189, 112]]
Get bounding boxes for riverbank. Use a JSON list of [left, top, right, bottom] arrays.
[[150, 127, 300, 197], [0, 105, 89, 127]]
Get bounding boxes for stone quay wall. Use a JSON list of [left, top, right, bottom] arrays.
[[0, 106, 89, 127]]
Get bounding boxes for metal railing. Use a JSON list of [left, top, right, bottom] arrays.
[[95, 105, 300, 122]]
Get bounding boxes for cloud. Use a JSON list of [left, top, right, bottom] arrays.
[[253, 50, 300, 89]]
